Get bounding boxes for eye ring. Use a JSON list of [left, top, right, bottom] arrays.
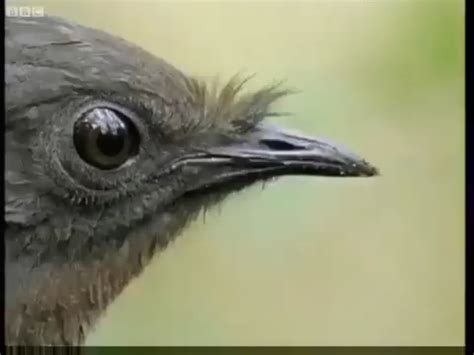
[[73, 107, 141, 170]]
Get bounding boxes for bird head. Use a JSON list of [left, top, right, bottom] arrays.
[[5, 16, 378, 345]]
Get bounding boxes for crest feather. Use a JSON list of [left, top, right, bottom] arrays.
[[183, 74, 294, 133]]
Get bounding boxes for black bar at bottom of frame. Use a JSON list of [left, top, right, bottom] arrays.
[[2, 346, 466, 355]]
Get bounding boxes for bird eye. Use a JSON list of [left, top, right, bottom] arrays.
[[73, 107, 140, 170]]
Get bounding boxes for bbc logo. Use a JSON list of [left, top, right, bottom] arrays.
[[6, 6, 45, 17]]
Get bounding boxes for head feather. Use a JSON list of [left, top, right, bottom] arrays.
[[183, 74, 295, 134]]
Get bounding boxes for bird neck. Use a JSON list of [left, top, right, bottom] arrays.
[[5, 204, 196, 345]]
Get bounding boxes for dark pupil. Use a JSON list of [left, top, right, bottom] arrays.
[[73, 107, 140, 170], [96, 125, 125, 156]]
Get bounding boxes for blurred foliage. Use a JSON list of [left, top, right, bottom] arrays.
[[9, 0, 464, 346]]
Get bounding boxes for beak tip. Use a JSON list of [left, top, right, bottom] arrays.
[[344, 158, 379, 177], [360, 161, 379, 177]]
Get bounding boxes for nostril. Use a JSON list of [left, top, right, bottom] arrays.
[[260, 139, 302, 151]]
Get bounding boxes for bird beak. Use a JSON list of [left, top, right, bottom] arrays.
[[199, 123, 379, 178]]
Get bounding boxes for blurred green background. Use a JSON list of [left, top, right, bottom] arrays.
[[11, 0, 464, 346]]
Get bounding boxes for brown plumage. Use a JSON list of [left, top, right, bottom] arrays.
[[5, 15, 377, 345]]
